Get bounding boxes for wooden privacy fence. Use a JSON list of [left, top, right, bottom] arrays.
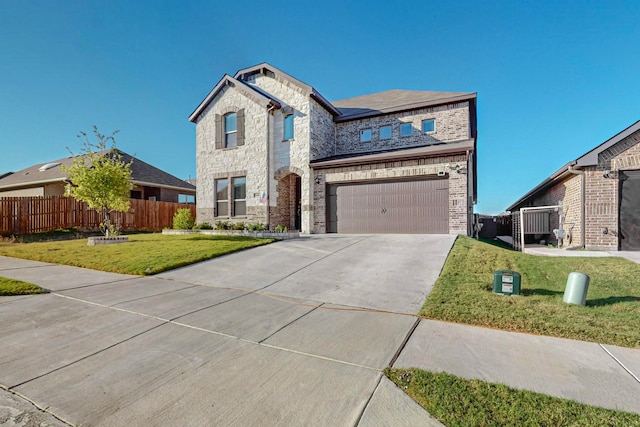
[[0, 196, 196, 235]]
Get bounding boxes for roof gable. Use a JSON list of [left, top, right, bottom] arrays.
[[189, 74, 281, 123], [234, 63, 341, 117]]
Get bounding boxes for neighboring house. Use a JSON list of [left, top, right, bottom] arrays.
[[0, 150, 196, 203], [190, 63, 477, 234], [507, 120, 640, 251]]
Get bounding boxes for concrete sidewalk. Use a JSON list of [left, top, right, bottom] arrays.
[[0, 235, 452, 427], [395, 319, 640, 415]]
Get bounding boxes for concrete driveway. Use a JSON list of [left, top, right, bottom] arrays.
[[0, 234, 454, 426]]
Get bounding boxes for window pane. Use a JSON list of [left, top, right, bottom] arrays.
[[225, 132, 237, 148], [225, 113, 237, 133], [380, 126, 392, 140], [284, 114, 294, 140], [233, 177, 246, 200], [360, 129, 372, 142], [216, 179, 228, 200], [400, 123, 412, 137], [216, 201, 228, 216], [422, 119, 435, 133], [234, 200, 246, 216]]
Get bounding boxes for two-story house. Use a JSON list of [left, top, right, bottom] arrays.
[[190, 63, 477, 234]]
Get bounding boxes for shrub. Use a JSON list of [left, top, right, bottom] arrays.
[[232, 221, 246, 231], [173, 208, 195, 230], [194, 222, 213, 230], [215, 220, 231, 230], [274, 224, 289, 233], [247, 222, 265, 231]]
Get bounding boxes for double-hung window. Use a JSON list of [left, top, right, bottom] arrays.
[[233, 177, 246, 216], [215, 176, 247, 217], [216, 179, 229, 216], [284, 114, 294, 140], [224, 113, 237, 148]]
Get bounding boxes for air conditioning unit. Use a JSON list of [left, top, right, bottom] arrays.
[[148, 196, 157, 202]]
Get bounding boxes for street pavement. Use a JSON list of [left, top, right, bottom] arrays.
[[0, 234, 453, 426]]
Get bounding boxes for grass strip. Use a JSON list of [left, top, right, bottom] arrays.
[[0, 277, 46, 296], [421, 236, 640, 348], [0, 233, 274, 275], [386, 368, 640, 427]]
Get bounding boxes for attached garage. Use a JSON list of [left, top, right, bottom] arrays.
[[327, 178, 449, 234]]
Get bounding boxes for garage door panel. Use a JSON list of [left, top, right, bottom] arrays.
[[328, 178, 449, 234]]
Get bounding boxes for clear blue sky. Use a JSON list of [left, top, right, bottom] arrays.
[[1, 0, 638, 214]]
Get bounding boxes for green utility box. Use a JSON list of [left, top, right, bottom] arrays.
[[493, 270, 521, 295]]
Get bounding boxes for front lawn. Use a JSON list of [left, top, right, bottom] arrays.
[[421, 236, 640, 348], [386, 368, 640, 426], [0, 233, 275, 275], [0, 277, 46, 296]]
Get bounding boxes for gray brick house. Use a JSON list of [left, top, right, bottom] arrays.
[[190, 63, 477, 234], [507, 120, 640, 251]]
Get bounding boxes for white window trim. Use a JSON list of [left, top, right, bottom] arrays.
[[360, 129, 372, 142], [400, 123, 413, 137], [379, 125, 392, 140], [422, 119, 436, 134]]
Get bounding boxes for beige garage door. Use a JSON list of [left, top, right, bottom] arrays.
[[327, 178, 449, 233]]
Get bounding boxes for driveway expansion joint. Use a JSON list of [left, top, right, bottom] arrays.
[[2, 387, 74, 426]]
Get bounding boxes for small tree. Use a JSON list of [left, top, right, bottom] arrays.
[[62, 126, 133, 237]]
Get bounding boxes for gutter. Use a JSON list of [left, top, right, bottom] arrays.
[[567, 164, 586, 248]]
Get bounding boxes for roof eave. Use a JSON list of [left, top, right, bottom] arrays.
[[335, 93, 477, 122], [506, 162, 577, 211], [310, 139, 475, 170], [131, 180, 196, 192]]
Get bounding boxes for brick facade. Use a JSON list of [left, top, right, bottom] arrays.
[[512, 126, 640, 250]]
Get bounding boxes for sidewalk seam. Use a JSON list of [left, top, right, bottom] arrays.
[[352, 373, 383, 427], [600, 344, 640, 384]]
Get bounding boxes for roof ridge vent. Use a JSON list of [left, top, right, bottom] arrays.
[[38, 162, 61, 172]]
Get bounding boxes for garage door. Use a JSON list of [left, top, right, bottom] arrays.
[[327, 178, 449, 233], [619, 170, 640, 250]]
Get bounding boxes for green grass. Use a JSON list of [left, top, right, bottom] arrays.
[[0, 233, 275, 275], [386, 368, 640, 427], [421, 236, 640, 348], [0, 277, 47, 296]]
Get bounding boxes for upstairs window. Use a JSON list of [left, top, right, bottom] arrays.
[[215, 109, 245, 149], [284, 114, 294, 140], [224, 113, 237, 147], [380, 126, 392, 140], [400, 123, 413, 137], [422, 119, 435, 134], [360, 129, 372, 142]]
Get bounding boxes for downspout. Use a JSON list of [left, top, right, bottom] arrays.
[[266, 103, 276, 230], [567, 164, 586, 249]]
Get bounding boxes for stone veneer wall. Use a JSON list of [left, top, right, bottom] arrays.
[[312, 154, 469, 234], [194, 85, 269, 226], [247, 74, 314, 231], [334, 102, 470, 155]]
